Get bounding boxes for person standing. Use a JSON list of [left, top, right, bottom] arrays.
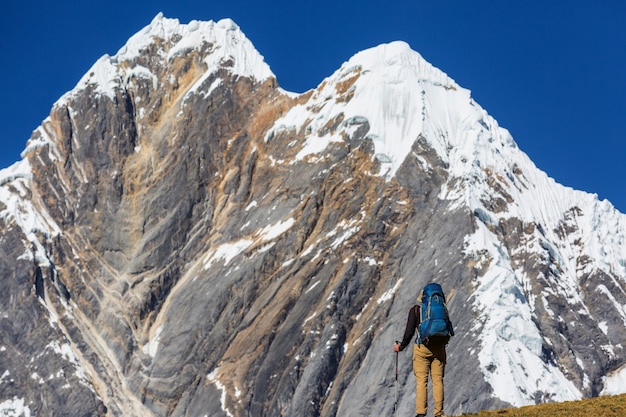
[[394, 282, 453, 417]]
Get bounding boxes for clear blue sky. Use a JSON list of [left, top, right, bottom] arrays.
[[1, 1, 624, 213]]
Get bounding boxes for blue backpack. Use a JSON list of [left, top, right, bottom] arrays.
[[417, 283, 454, 346]]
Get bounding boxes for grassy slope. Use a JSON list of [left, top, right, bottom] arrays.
[[462, 394, 626, 417]]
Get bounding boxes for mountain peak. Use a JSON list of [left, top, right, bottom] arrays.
[[267, 40, 463, 179], [347, 40, 455, 87], [3, 15, 626, 417], [59, 14, 273, 104]]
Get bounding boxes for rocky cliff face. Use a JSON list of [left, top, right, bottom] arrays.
[[1, 14, 626, 417]]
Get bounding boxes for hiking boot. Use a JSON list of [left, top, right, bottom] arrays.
[[415, 414, 426, 417]]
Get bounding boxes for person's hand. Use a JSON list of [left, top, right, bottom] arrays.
[[394, 342, 401, 352]]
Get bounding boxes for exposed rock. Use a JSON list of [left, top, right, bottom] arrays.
[[1, 14, 625, 417]]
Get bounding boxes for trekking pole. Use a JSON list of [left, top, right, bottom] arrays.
[[394, 341, 399, 414]]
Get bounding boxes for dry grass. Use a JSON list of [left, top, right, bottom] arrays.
[[462, 394, 626, 416]]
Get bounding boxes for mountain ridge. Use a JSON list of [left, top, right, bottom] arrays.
[[1, 14, 625, 417]]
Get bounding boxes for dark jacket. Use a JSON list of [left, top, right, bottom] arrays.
[[398, 304, 420, 351]]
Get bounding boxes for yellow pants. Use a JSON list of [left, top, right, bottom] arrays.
[[413, 343, 446, 416]]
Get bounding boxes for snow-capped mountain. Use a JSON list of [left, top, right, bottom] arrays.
[[1, 13, 625, 416]]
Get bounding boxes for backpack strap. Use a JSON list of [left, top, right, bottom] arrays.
[[415, 304, 422, 345]]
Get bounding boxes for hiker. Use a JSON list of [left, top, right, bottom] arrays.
[[394, 282, 454, 417]]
